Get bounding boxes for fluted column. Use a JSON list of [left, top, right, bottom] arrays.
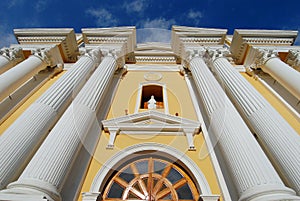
[[0, 48, 100, 190], [0, 47, 24, 74], [252, 49, 300, 100], [0, 47, 62, 102], [7, 52, 119, 201], [208, 49, 300, 195], [187, 49, 298, 201]]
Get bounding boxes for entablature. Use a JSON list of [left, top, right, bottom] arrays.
[[230, 29, 298, 64], [13, 28, 79, 63]]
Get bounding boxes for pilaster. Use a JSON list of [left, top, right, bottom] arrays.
[[6, 54, 118, 201], [0, 46, 63, 102], [207, 49, 300, 195], [186, 52, 298, 200], [0, 47, 25, 74], [0, 48, 99, 190]]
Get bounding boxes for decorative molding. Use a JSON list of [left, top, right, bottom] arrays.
[[31, 46, 63, 67], [230, 29, 298, 64], [135, 55, 176, 63], [285, 49, 300, 71], [245, 48, 278, 69], [14, 28, 79, 63], [0, 47, 24, 62], [102, 110, 201, 150]]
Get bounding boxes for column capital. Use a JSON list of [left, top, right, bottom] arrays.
[[79, 47, 102, 66], [206, 48, 230, 60], [31, 46, 63, 67], [183, 48, 206, 69], [250, 48, 278, 69], [101, 48, 125, 69], [0, 47, 25, 62], [285, 49, 300, 71]]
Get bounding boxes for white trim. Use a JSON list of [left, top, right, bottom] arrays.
[[126, 64, 180, 72], [89, 143, 212, 195], [134, 81, 169, 114]]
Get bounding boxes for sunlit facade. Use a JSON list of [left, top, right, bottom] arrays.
[[0, 26, 299, 201]]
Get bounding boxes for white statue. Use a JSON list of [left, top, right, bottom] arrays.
[[147, 95, 156, 109]]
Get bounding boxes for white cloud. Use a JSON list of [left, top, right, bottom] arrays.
[[124, 0, 148, 14], [136, 18, 175, 43], [142, 18, 176, 29], [7, 0, 24, 8], [86, 8, 118, 27], [0, 25, 17, 48], [187, 9, 203, 25], [35, 0, 48, 12]]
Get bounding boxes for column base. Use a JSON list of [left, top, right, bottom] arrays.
[[82, 192, 101, 201], [2, 178, 61, 201], [239, 184, 300, 201]]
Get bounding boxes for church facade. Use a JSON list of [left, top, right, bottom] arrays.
[[0, 26, 299, 201]]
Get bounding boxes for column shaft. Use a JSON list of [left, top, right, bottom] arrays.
[[7, 56, 117, 201], [0, 48, 24, 75], [0, 53, 98, 189], [263, 57, 300, 100], [189, 56, 297, 200], [212, 57, 300, 195], [0, 55, 47, 102]]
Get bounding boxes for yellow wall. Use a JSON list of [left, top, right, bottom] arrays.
[[79, 69, 222, 200], [241, 73, 300, 134], [0, 71, 65, 135]]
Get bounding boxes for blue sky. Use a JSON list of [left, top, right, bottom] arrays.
[[1, 0, 300, 47]]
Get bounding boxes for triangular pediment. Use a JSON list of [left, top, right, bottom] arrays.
[[102, 110, 200, 129], [102, 111, 201, 150]]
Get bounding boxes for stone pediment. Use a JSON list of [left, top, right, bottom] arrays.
[[102, 110, 201, 150]]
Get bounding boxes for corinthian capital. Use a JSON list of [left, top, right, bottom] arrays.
[[31, 46, 63, 67], [0, 47, 24, 62], [206, 48, 230, 62], [285, 50, 300, 71], [250, 49, 278, 69]]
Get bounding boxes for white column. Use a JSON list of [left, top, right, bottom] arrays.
[[0, 47, 61, 102], [0, 48, 100, 190], [209, 49, 300, 195], [6, 52, 118, 201], [187, 49, 298, 201], [0, 47, 24, 74], [254, 49, 300, 100]]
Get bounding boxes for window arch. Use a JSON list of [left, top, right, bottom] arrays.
[[102, 157, 199, 201]]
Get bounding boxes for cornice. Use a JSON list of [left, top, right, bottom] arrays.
[[171, 26, 227, 65], [82, 27, 136, 56], [14, 28, 79, 63], [230, 29, 298, 64]]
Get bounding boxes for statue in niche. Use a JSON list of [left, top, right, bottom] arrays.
[[147, 95, 156, 109]]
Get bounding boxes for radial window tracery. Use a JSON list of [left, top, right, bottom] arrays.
[[102, 157, 199, 201]]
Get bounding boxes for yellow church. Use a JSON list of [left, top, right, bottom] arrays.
[[0, 26, 299, 201]]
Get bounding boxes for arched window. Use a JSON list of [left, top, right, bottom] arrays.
[[102, 157, 199, 201]]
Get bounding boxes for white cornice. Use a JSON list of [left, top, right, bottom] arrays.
[[13, 28, 79, 63], [171, 26, 227, 63], [82, 27, 136, 57], [230, 29, 298, 64]]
